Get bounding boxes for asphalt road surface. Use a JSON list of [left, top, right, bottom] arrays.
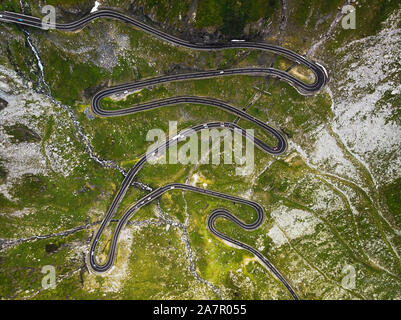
[[0, 9, 329, 300]]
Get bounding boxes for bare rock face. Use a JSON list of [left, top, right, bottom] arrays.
[[126, 2, 275, 44], [57, 2, 94, 20], [0, 97, 8, 111]]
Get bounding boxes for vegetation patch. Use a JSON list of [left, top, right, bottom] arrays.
[[4, 124, 42, 143]]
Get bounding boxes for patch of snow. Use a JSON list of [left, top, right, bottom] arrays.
[[90, 1, 101, 13]]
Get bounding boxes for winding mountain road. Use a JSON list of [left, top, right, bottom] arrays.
[[0, 9, 329, 300]]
